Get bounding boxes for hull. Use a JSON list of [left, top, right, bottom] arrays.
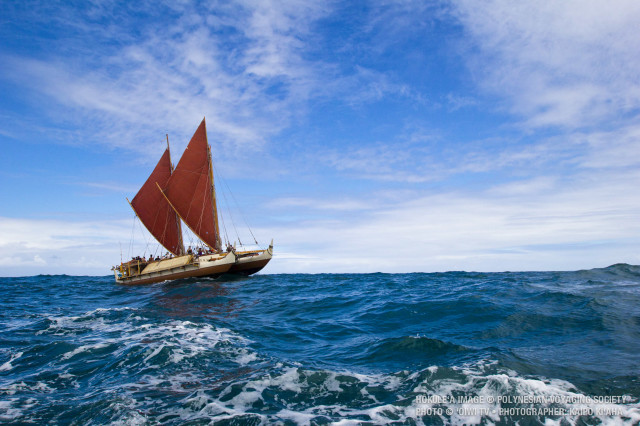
[[113, 252, 235, 285], [228, 242, 273, 276]]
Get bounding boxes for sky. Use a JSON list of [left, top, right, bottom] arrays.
[[1, 0, 639, 276]]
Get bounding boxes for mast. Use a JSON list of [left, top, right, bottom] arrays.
[[167, 134, 185, 255], [207, 133, 223, 252]]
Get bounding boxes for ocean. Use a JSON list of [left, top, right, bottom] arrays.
[[1, 265, 639, 425]]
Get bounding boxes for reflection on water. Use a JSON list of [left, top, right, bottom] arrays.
[[150, 276, 255, 321]]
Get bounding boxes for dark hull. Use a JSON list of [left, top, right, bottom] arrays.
[[227, 245, 273, 276], [228, 258, 271, 276]]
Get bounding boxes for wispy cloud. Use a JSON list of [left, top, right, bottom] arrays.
[[445, 93, 478, 112], [0, 0, 336, 159], [76, 181, 138, 193], [450, 0, 640, 129], [266, 197, 371, 211]]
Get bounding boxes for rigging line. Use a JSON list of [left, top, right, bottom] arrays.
[[182, 224, 195, 250], [132, 216, 140, 257], [136, 212, 154, 256], [152, 229, 161, 257], [194, 168, 209, 248], [213, 167, 231, 246], [143, 222, 153, 256], [208, 157, 231, 245], [218, 204, 230, 247], [160, 209, 168, 254], [152, 202, 165, 257], [212, 161, 259, 246], [217, 172, 240, 246], [158, 199, 175, 255], [189, 229, 196, 249], [184, 220, 199, 251], [129, 214, 137, 260], [159, 205, 177, 256]]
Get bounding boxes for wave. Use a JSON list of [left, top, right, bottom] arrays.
[[362, 336, 472, 367], [153, 360, 640, 425], [6, 309, 625, 425], [576, 263, 640, 281], [0, 351, 23, 373]]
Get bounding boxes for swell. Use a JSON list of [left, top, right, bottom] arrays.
[[576, 263, 640, 280], [357, 335, 477, 370]]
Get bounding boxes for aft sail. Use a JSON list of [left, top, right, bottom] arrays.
[[161, 118, 222, 252], [130, 148, 184, 255]]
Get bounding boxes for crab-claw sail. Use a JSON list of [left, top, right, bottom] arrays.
[[130, 148, 184, 255], [161, 118, 222, 252]]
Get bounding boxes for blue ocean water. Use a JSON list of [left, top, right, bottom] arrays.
[[1, 265, 640, 424]]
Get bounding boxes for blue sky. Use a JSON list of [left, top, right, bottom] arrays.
[[1, 0, 639, 276]]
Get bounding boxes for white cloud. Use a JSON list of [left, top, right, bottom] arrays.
[[2, 164, 638, 277], [450, 0, 640, 129], [0, 0, 335, 161], [266, 197, 371, 211], [262, 171, 640, 273], [0, 217, 147, 276], [575, 125, 640, 169]]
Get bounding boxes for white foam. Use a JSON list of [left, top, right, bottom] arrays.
[[0, 351, 22, 372], [2, 380, 54, 395], [142, 344, 166, 364], [324, 372, 343, 392], [86, 307, 137, 314], [36, 307, 138, 336], [0, 399, 23, 421], [236, 352, 258, 365], [165, 361, 640, 425], [170, 366, 414, 424], [36, 308, 255, 368], [61, 342, 111, 360], [273, 408, 318, 424], [409, 361, 640, 426], [117, 320, 254, 367]]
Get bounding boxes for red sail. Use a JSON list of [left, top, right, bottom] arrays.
[[130, 148, 183, 255], [163, 119, 220, 251]]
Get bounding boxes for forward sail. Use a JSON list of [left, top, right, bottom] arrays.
[[130, 148, 184, 255], [162, 118, 222, 252]]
